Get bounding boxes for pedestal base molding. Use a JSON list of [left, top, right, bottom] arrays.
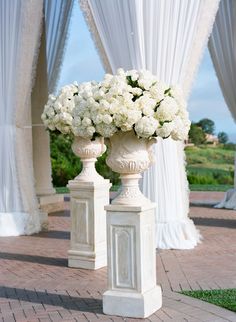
[[68, 249, 106, 270], [38, 193, 63, 206], [103, 286, 162, 318]]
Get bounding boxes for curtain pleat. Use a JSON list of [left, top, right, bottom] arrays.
[[44, 0, 74, 93], [0, 0, 43, 236], [209, 0, 236, 210], [209, 0, 236, 123]]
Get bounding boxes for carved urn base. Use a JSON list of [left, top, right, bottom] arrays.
[[113, 174, 150, 205], [72, 136, 106, 183]]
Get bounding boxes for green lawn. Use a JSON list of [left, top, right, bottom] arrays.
[[181, 289, 236, 312], [189, 184, 233, 191], [55, 185, 120, 193], [55, 187, 69, 194], [185, 145, 235, 185], [53, 144, 235, 192], [185, 145, 234, 170], [56, 184, 233, 193]]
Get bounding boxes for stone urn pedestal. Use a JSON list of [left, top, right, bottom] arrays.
[[103, 131, 162, 318], [68, 136, 111, 270]]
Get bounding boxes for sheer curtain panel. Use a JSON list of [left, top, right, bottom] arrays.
[[80, 0, 220, 249], [31, 0, 73, 201], [209, 0, 236, 210], [0, 0, 43, 236], [44, 0, 74, 93]]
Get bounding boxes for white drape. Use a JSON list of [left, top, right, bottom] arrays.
[[209, 0, 236, 210], [81, 0, 220, 249], [0, 0, 43, 236], [44, 0, 74, 93], [31, 0, 73, 198]]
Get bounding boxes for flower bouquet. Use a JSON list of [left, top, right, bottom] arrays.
[[42, 69, 190, 202]]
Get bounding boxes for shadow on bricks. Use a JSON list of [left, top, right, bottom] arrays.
[[193, 217, 236, 229], [31, 230, 70, 239], [0, 287, 103, 314], [0, 252, 68, 267]]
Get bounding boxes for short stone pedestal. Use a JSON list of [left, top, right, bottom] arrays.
[[38, 194, 64, 231], [103, 203, 162, 318], [68, 179, 111, 270]]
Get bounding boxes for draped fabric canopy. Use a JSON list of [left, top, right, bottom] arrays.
[[0, 0, 43, 236], [1, 0, 234, 240], [0, 0, 22, 214], [30, 0, 73, 199], [209, 0, 236, 210], [209, 0, 236, 123], [0, 0, 73, 236], [80, 0, 219, 249]]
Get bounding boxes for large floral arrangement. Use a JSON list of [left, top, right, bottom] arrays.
[[42, 69, 190, 140]]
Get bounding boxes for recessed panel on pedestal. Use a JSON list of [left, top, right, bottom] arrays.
[[112, 225, 137, 290], [71, 198, 89, 245]]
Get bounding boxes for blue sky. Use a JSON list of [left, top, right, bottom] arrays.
[[58, 2, 236, 142]]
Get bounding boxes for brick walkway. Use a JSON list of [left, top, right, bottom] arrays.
[[0, 193, 236, 321]]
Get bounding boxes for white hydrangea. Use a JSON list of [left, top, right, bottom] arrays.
[[155, 96, 179, 122], [156, 122, 174, 138], [113, 108, 142, 131], [135, 116, 159, 138], [135, 94, 156, 114], [171, 117, 191, 141], [149, 81, 166, 101], [41, 83, 78, 135], [170, 85, 187, 109], [96, 123, 117, 138], [42, 69, 190, 141]]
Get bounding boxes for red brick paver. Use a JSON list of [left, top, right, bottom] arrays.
[[0, 195, 235, 322]]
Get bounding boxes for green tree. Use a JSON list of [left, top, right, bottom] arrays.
[[218, 131, 229, 144], [188, 123, 206, 145], [50, 132, 82, 187], [197, 118, 215, 134]]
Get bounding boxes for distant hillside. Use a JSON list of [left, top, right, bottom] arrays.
[[185, 145, 235, 187]]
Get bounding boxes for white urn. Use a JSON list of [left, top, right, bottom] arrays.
[[72, 136, 106, 183], [106, 130, 156, 206]]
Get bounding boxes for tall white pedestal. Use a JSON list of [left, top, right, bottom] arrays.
[[103, 203, 162, 318], [68, 179, 111, 270]]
